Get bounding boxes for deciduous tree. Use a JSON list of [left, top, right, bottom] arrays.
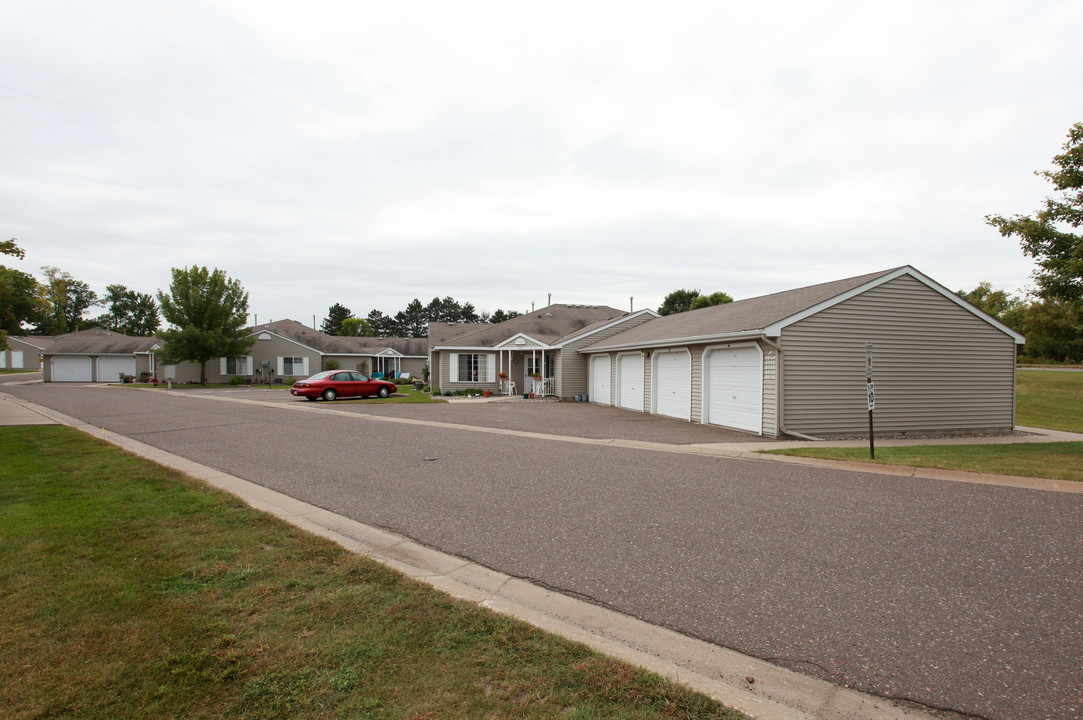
[[689, 291, 734, 311], [156, 266, 254, 384], [37, 266, 98, 334], [658, 289, 701, 316], [986, 121, 1083, 304]]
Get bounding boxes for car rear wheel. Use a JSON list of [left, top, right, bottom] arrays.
[[377, 385, 390, 398], [322, 388, 337, 401]]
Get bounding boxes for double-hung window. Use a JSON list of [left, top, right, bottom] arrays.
[[225, 357, 247, 375], [283, 356, 304, 375]]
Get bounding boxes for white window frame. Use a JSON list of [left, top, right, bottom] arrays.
[[220, 356, 253, 376], [450, 352, 496, 383], [277, 356, 309, 377]]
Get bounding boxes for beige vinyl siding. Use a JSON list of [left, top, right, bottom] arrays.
[[562, 313, 656, 399], [780, 275, 1018, 436], [690, 345, 704, 422]]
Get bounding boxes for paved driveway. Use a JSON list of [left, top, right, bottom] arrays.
[[4, 382, 1081, 720]]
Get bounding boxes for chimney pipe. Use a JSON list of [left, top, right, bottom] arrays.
[[548, 293, 551, 307]]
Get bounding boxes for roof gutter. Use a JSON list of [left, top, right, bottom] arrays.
[[580, 330, 769, 354]]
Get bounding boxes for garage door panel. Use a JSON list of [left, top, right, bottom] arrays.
[[591, 355, 611, 405], [707, 347, 762, 433], [52, 357, 92, 382], [98, 357, 137, 383], [654, 352, 690, 420], [618, 354, 644, 411]]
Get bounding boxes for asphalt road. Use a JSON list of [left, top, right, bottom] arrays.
[[4, 382, 1081, 720]]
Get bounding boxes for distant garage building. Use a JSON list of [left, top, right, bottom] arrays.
[[42, 328, 160, 383], [581, 266, 1025, 438]]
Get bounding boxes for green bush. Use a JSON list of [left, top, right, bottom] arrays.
[[229, 376, 246, 385], [324, 359, 340, 371]]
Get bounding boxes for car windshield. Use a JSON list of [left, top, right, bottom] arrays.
[[301, 371, 335, 382]]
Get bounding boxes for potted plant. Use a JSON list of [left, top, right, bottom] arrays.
[[498, 371, 508, 380]]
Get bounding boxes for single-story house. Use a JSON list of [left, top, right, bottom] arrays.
[[429, 305, 660, 399], [1, 335, 56, 370], [42, 328, 161, 382], [579, 266, 1025, 437], [161, 319, 428, 384]]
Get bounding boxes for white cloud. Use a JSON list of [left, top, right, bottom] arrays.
[[0, 0, 1078, 323]]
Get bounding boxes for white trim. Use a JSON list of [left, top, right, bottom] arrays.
[[651, 348, 692, 421], [615, 351, 645, 412], [584, 331, 767, 355], [553, 308, 661, 348], [761, 266, 1026, 343], [494, 333, 548, 349], [701, 342, 763, 434]]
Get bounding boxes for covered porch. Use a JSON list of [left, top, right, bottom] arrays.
[[494, 340, 557, 396]]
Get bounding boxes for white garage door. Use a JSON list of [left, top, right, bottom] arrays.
[[654, 351, 691, 420], [52, 356, 93, 382], [590, 355, 611, 405], [98, 357, 137, 383], [617, 354, 644, 411], [706, 346, 763, 433]]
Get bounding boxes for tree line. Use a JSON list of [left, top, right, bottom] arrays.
[[320, 298, 523, 337], [1, 242, 161, 340], [4, 123, 1079, 363]]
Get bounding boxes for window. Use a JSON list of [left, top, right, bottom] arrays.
[[283, 356, 304, 375], [457, 353, 487, 382], [225, 357, 248, 375]]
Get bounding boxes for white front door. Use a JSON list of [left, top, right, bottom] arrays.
[[706, 346, 762, 433], [617, 353, 644, 411], [653, 351, 691, 420], [590, 355, 611, 405], [10, 351, 24, 369]]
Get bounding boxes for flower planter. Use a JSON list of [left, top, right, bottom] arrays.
[[483, 390, 491, 398], [528, 392, 535, 399]]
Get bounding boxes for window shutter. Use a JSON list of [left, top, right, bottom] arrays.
[[486, 354, 496, 382], [246, 356, 253, 375], [220, 357, 228, 375], [277, 357, 285, 375], [450, 353, 459, 382], [302, 357, 310, 376]]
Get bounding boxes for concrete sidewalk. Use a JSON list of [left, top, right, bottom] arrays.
[[0, 393, 57, 425]]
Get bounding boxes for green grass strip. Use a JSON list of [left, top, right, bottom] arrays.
[[764, 442, 1083, 482], [0, 426, 743, 720], [1016, 369, 1083, 433]]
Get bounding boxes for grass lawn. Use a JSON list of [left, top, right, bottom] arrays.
[[763, 442, 1083, 482], [1016, 368, 1083, 433], [764, 369, 1083, 481], [0, 426, 741, 720], [0, 368, 39, 374]]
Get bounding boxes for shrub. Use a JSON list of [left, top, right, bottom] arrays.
[[325, 359, 340, 370], [229, 376, 246, 385]]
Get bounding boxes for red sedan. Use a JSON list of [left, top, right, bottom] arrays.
[[290, 371, 398, 401]]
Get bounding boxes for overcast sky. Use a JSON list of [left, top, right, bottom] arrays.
[[2, 1, 1081, 327]]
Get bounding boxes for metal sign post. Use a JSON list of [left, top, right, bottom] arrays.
[[865, 342, 875, 459]]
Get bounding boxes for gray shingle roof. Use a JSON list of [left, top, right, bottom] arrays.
[[582, 267, 902, 351], [46, 328, 161, 354], [252, 319, 427, 356], [430, 304, 629, 349]]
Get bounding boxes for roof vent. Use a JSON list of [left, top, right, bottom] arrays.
[[545, 311, 553, 317]]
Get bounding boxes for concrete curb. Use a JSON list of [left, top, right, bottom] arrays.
[[2, 393, 939, 720]]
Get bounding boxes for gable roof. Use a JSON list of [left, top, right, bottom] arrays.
[[8, 335, 57, 351], [251, 319, 427, 357], [45, 328, 161, 355], [582, 266, 1025, 353], [430, 304, 629, 349]]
